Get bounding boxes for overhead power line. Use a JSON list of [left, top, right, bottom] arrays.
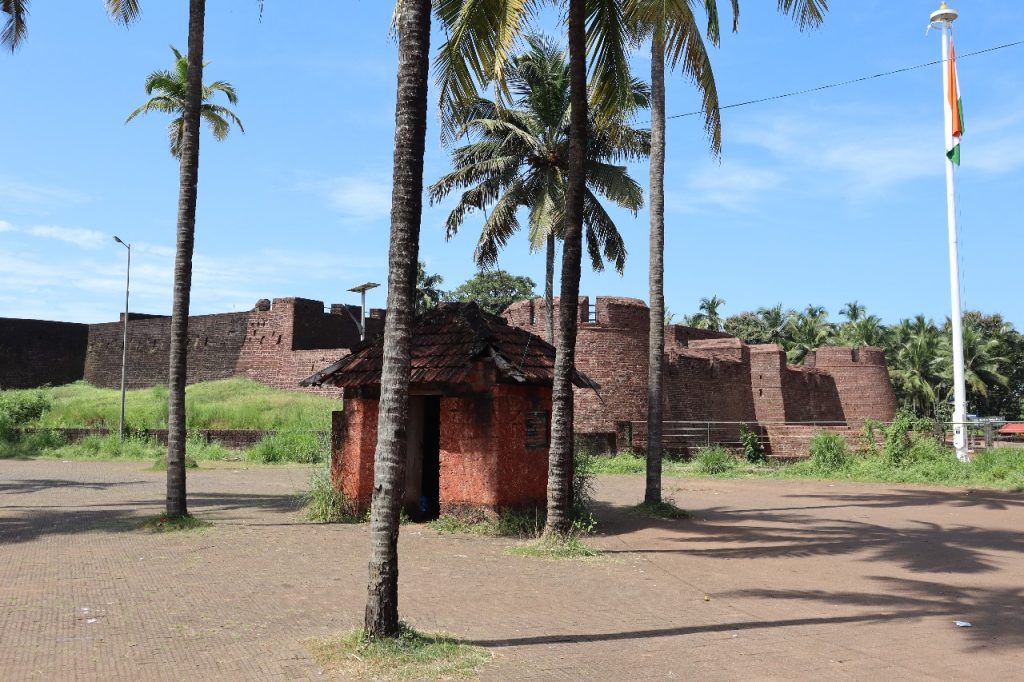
[[665, 39, 1024, 121]]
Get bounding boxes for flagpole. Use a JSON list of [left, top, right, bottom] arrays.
[[931, 2, 969, 461]]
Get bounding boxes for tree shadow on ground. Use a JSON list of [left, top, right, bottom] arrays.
[[601, 506, 1024, 574], [470, 576, 1020, 653], [732, 487, 1024, 514], [0, 491, 304, 544], [717, 575, 1024, 653], [0, 478, 149, 494]]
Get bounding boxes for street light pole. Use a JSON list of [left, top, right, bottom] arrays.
[[114, 236, 131, 442], [347, 282, 380, 341]]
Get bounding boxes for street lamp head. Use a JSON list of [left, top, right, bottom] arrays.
[[347, 282, 380, 294], [113, 235, 128, 248]]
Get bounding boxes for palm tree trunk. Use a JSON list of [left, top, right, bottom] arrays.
[[364, 0, 431, 639], [645, 32, 665, 505], [545, 231, 555, 345], [544, 0, 586, 537], [165, 0, 206, 517]]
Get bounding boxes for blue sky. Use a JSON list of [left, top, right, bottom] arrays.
[[1, 1, 1021, 328]]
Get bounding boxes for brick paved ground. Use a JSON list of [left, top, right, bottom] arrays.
[[2, 460, 1023, 681]]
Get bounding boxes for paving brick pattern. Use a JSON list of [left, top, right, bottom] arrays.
[[3, 460, 1023, 680]]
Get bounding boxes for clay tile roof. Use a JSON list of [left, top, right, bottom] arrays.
[[998, 423, 1024, 434], [301, 302, 598, 390]]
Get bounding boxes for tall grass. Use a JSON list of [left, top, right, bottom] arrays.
[[1, 378, 338, 430]]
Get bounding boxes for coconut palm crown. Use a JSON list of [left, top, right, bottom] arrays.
[[429, 34, 649, 281], [126, 45, 243, 159]]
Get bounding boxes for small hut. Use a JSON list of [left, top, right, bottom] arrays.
[[302, 302, 597, 519]]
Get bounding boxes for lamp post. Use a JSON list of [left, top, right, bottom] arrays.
[[347, 282, 380, 341], [113, 236, 131, 442]]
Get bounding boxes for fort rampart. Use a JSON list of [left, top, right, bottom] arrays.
[[503, 296, 897, 449]]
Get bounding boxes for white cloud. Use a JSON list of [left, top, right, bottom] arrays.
[[295, 171, 393, 223], [0, 176, 90, 207], [0, 220, 14, 232], [666, 161, 783, 214], [26, 225, 107, 249]]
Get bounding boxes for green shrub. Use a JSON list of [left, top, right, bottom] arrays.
[[860, 418, 883, 455], [693, 446, 736, 475], [572, 446, 597, 523], [740, 426, 766, 463], [0, 390, 50, 425], [302, 465, 361, 523], [248, 430, 327, 464], [808, 432, 851, 471], [0, 412, 16, 444]]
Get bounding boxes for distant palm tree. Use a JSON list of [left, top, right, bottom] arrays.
[[687, 295, 726, 331], [786, 305, 834, 364], [840, 300, 865, 322], [889, 317, 942, 414], [415, 261, 445, 313], [758, 304, 793, 346], [126, 45, 243, 159], [840, 315, 887, 348], [938, 324, 1009, 402], [430, 34, 649, 344]]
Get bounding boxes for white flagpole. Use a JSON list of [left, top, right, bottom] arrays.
[[931, 2, 969, 461]]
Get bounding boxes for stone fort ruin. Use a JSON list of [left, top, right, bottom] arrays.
[[1, 294, 896, 455]]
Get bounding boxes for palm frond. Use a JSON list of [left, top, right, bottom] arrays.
[[105, 0, 141, 26], [586, 0, 635, 123], [583, 189, 627, 273], [1, 0, 29, 52], [434, 0, 538, 145], [586, 161, 644, 211]]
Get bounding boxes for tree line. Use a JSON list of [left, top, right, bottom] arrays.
[[680, 297, 1021, 421]]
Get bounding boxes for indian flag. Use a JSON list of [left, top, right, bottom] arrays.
[[947, 37, 964, 165]]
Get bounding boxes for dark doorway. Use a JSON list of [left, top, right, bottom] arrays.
[[419, 396, 441, 520]]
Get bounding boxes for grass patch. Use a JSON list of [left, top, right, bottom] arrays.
[[509, 532, 600, 560], [302, 466, 364, 523], [429, 507, 545, 538], [627, 499, 690, 520], [149, 455, 199, 471], [589, 451, 691, 477], [307, 625, 491, 681], [808, 431, 852, 472], [249, 430, 327, 464], [2, 378, 337, 430], [141, 513, 209, 533]]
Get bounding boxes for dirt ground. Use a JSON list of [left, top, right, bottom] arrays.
[[2, 459, 1022, 681]]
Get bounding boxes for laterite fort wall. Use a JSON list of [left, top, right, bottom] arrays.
[[502, 296, 897, 441], [0, 318, 89, 389]]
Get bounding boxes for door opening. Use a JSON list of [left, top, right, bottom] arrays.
[[419, 396, 441, 520]]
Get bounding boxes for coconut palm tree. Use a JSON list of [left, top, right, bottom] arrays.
[[786, 305, 834, 364], [415, 261, 446, 313], [889, 317, 942, 415], [436, 0, 634, 536], [429, 33, 649, 344], [126, 45, 243, 159], [625, 0, 826, 505], [840, 300, 866, 323], [364, 0, 432, 639], [687, 295, 726, 331], [938, 324, 1009, 406], [840, 314, 887, 348]]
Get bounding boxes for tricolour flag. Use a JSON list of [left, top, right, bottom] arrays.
[[947, 37, 964, 165]]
